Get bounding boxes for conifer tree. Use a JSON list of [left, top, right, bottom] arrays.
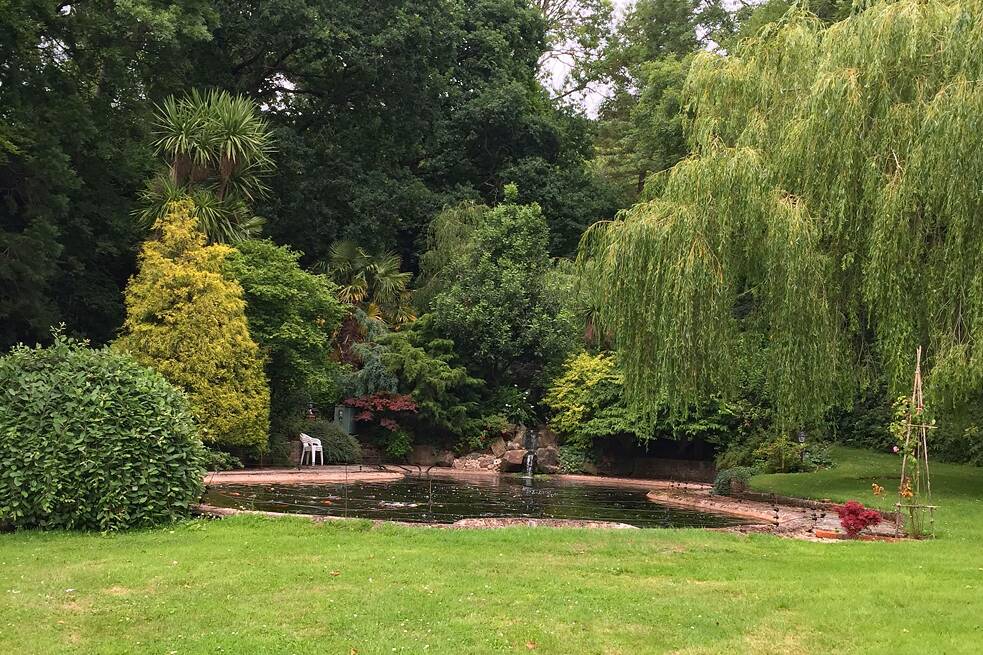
[[117, 200, 270, 453]]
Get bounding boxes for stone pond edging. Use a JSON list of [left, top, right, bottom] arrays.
[[192, 504, 638, 530], [645, 487, 901, 540]]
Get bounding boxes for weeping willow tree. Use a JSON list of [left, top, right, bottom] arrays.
[[580, 0, 983, 426]]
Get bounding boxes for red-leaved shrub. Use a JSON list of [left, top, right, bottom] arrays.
[[344, 393, 417, 431], [837, 500, 882, 538]]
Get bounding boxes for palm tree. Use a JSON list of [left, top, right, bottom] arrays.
[[137, 89, 273, 243], [320, 241, 415, 328]]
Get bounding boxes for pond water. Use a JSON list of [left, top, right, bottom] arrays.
[[203, 475, 747, 529]]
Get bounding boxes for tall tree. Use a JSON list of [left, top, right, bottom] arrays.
[[534, 0, 618, 102], [593, 0, 733, 201], [580, 0, 983, 427], [225, 239, 347, 435], [181, 0, 615, 259], [429, 186, 577, 389], [116, 200, 270, 453], [0, 0, 216, 349]]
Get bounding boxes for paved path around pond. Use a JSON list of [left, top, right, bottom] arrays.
[[204, 466, 403, 486], [646, 487, 900, 540]]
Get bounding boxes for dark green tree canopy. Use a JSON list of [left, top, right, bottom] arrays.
[[429, 189, 578, 388], [185, 0, 616, 259], [0, 0, 216, 349]]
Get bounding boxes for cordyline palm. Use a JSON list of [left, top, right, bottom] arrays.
[[137, 89, 273, 243], [320, 241, 415, 328]]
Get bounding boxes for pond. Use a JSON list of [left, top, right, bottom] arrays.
[[203, 474, 747, 529]]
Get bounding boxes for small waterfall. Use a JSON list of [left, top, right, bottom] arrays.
[[523, 451, 535, 478], [522, 428, 538, 480]]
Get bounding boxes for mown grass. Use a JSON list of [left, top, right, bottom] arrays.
[[1, 447, 980, 654]]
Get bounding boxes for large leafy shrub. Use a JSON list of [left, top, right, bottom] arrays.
[[544, 352, 647, 448], [116, 200, 270, 453], [378, 315, 484, 436], [546, 351, 766, 460], [295, 419, 362, 464], [225, 239, 346, 440], [0, 334, 205, 531], [426, 189, 578, 390]]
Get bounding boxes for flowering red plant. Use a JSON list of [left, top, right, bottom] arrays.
[[344, 393, 417, 431], [837, 500, 882, 538]]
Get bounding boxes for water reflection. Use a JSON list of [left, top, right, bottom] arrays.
[[203, 475, 746, 529]]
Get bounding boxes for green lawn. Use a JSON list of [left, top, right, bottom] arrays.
[[1, 448, 980, 654]]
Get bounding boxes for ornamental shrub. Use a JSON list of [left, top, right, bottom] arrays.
[[302, 419, 362, 464], [837, 500, 882, 538], [224, 239, 347, 439], [544, 352, 647, 448], [712, 466, 757, 496], [116, 200, 270, 453], [0, 333, 205, 531]]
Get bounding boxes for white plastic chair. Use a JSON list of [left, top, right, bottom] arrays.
[[299, 433, 323, 466]]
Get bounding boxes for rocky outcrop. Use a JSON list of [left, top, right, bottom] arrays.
[[535, 447, 560, 474], [450, 424, 562, 474], [536, 426, 558, 449], [451, 453, 501, 471], [488, 437, 507, 457]]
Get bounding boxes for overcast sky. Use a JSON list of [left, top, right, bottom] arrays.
[[542, 0, 633, 116]]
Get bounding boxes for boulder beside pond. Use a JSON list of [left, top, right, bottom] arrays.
[[500, 449, 528, 472], [488, 437, 507, 457]]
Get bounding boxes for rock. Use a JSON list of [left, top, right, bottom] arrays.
[[582, 461, 599, 476], [535, 447, 559, 469], [514, 425, 527, 447], [505, 440, 523, 451], [452, 453, 500, 471], [409, 445, 456, 468], [536, 427, 558, 449], [539, 464, 560, 474], [436, 450, 456, 467], [500, 449, 527, 472], [488, 437, 507, 457]]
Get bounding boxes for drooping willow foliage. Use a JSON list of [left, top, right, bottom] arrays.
[[580, 0, 983, 425]]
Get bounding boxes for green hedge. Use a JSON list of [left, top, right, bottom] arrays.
[[0, 334, 205, 530], [284, 417, 362, 464]]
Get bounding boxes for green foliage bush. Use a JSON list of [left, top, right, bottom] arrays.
[[712, 467, 757, 496], [544, 352, 647, 449], [225, 239, 346, 439], [116, 200, 270, 453], [383, 429, 413, 460], [752, 435, 809, 473], [0, 333, 205, 531], [294, 419, 362, 464], [203, 449, 244, 472], [558, 443, 592, 474], [378, 315, 484, 437], [427, 194, 578, 390]]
